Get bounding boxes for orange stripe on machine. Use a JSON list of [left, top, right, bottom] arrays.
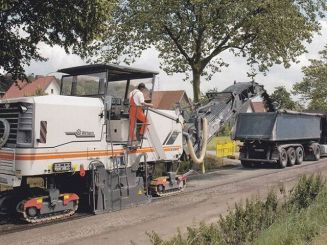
[[0, 146, 181, 161], [0, 152, 15, 160]]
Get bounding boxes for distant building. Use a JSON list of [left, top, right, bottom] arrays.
[[247, 101, 267, 113], [152, 90, 191, 110], [4, 76, 60, 99]]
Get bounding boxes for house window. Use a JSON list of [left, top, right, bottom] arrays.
[[51, 89, 54, 94]]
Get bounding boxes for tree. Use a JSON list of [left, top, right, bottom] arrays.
[[26, 87, 47, 97], [96, 0, 326, 102], [270, 86, 297, 110], [293, 45, 327, 110], [0, 0, 115, 91]]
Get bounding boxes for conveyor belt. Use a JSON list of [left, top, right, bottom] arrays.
[[185, 82, 274, 150]]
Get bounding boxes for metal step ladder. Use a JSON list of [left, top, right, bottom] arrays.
[[113, 154, 130, 200], [126, 122, 150, 149]]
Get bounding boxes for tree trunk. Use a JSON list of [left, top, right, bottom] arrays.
[[192, 69, 201, 102]]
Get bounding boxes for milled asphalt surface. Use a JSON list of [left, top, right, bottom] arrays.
[[2, 158, 327, 245]]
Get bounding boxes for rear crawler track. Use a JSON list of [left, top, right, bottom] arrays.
[[17, 193, 79, 223]]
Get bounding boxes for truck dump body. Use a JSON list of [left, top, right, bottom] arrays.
[[233, 112, 321, 142], [320, 114, 327, 156]]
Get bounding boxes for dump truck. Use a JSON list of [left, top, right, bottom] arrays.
[[232, 111, 325, 168]]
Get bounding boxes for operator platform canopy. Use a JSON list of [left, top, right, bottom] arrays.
[[57, 64, 159, 81]]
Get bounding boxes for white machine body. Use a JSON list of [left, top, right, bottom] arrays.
[[0, 95, 183, 187]]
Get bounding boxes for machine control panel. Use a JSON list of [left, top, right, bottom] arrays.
[[111, 97, 122, 106], [109, 97, 129, 120]]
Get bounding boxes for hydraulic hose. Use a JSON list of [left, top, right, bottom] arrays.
[[185, 117, 208, 173]]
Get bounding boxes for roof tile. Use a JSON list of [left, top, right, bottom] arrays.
[[152, 90, 188, 110], [4, 76, 56, 99], [251, 101, 266, 112]]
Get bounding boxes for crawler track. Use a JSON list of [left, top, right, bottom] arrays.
[[21, 208, 76, 224], [1, 159, 326, 236], [0, 212, 92, 235], [151, 187, 185, 198]]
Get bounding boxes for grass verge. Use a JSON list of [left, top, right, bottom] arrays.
[[145, 174, 327, 245]]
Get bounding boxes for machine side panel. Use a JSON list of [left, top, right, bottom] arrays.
[[33, 96, 104, 147], [145, 110, 183, 160]]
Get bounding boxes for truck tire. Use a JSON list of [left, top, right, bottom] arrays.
[[295, 147, 303, 165], [278, 148, 288, 168], [287, 147, 296, 166], [313, 145, 321, 161]]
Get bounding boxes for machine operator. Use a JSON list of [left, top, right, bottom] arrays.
[[129, 83, 154, 141]]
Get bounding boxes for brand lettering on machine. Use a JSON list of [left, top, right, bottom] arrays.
[[65, 129, 95, 138]]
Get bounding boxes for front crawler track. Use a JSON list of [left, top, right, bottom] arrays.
[[149, 174, 187, 197], [151, 186, 186, 197]]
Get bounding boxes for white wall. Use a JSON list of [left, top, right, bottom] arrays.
[[246, 105, 254, 113], [45, 80, 60, 95]]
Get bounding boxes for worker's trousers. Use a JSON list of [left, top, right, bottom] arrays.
[[129, 106, 147, 140]]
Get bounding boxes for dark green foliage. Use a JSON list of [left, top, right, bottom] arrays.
[[287, 174, 326, 210], [219, 191, 278, 244], [97, 0, 326, 101], [177, 160, 193, 174], [270, 86, 298, 110], [186, 224, 222, 245], [0, 0, 115, 89], [204, 155, 233, 171], [29, 87, 47, 96], [253, 179, 327, 244], [177, 155, 231, 174], [147, 224, 222, 245], [293, 45, 327, 110], [219, 124, 232, 137]]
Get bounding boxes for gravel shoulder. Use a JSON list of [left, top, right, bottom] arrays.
[[2, 159, 327, 245]]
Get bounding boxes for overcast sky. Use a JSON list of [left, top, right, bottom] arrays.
[[25, 20, 327, 99]]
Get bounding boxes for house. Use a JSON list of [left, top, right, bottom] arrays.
[[4, 76, 60, 99], [247, 101, 267, 113], [151, 90, 192, 110]]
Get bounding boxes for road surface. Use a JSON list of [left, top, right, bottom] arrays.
[[2, 158, 327, 245]]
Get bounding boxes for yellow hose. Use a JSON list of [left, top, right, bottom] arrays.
[[186, 118, 208, 173]]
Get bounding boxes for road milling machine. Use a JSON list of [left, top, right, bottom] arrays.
[[0, 64, 273, 223]]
